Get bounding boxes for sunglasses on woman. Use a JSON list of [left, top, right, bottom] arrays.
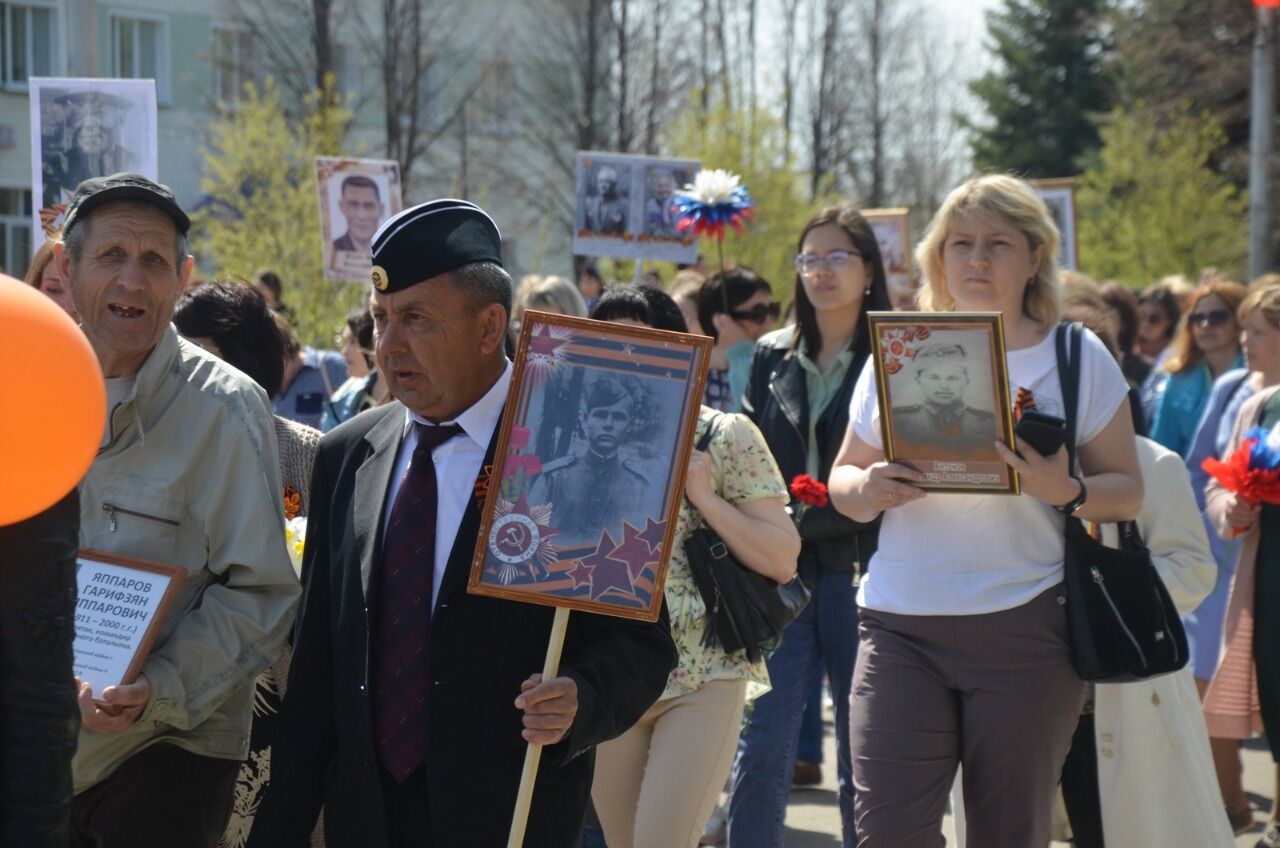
[[730, 302, 782, 324], [1187, 309, 1231, 328], [794, 250, 861, 276]]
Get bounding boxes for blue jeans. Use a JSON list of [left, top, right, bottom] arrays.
[[727, 568, 859, 848], [796, 676, 825, 764]]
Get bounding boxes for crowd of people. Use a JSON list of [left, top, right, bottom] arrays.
[[4, 166, 1280, 848]]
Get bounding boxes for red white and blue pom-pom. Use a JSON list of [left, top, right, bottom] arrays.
[[1201, 422, 1280, 531], [671, 169, 756, 241]]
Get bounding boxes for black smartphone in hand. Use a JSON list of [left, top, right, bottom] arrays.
[[1014, 410, 1068, 458]]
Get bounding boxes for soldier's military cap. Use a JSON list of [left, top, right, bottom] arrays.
[[368, 198, 503, 293], [914, 342, 967, 363]]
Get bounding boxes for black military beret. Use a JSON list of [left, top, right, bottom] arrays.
[[369, 198, 503, 293]]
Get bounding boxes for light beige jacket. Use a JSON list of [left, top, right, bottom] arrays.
[[73, 327, 300, 793]]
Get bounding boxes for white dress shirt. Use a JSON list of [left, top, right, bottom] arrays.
[[384, 360, 513, 609]]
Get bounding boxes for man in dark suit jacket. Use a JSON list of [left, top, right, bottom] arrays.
[[249, 199, 676, 848]]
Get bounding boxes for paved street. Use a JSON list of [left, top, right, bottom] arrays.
[[763, 704, 1278, 846]]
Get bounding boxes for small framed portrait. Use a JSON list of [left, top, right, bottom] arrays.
[[468, 311, 712, 621], [29, 77, 158, 248], [862, 207, 914, 302], [1030, 178, 1077, 271], [572, 151, 700, 264], [868, 311, 1019, 494], [73, 549, 187, 698], [316, 156, 404, 283]]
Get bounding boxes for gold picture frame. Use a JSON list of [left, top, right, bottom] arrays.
[[867, 311, 1020, 494]]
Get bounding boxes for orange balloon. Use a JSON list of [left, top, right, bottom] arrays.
[[0, 277, 105, 525]]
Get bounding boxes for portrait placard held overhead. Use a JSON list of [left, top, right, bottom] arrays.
[[29, 78, 158, 247], [868, 311, 1020, 494], [573, 151, 701, 264], [316, 156, 404, 282]]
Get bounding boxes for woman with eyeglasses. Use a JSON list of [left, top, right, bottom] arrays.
[[828, 175, 1142, 845], [725, 205, 890, 848], [694, 267, 779, 412], [1149, 280, 1248, 457]]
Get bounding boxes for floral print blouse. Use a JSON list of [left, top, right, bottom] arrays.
[[662, 406, 789, 701]]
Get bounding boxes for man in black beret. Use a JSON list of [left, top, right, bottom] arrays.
[[250, 199, 676, 848]]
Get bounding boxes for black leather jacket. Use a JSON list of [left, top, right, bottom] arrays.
[[0, 491, 80, 848], [742, 327, 880, 579]]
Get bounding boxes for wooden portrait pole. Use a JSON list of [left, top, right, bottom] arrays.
[[506, 606, 571, 848]]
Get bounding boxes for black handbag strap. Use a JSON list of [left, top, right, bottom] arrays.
[[1053, 322, 1146, 549], [1053, 321, 1084, 472], [696, 412, 722, 453]]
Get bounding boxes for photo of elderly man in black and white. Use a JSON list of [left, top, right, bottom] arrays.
[[644, 168, 681, 237], [889, 341, 1000, 462], [528, 371, 665, 548], [30, 78, 157, 242], [580, 163, 630, 234]]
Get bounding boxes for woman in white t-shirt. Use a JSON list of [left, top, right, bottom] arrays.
[[828, 174, 1142, 847]]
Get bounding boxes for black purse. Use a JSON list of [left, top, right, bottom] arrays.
[[1055, 322, 1188, 682], [683, 413, 812, 664]]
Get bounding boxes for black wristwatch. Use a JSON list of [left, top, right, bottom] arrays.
[[1056, 475, 1088, 516]]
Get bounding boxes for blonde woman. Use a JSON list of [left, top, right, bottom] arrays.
[[1149, 280, 1247, 457], [829, 174, 1142, 846]]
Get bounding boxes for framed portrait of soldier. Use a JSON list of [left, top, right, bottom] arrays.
[[1030, 178, 1078, 271], [573, 151, 700, 265], [863, 207, 914, 304], [868, 311, 1020, 494], [468, 311, 712, 621], [73, 550, 186, 699], [316, 156, 404, 282], [29, 77, 158, 248]]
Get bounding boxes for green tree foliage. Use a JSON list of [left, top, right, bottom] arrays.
[[1077, 105, 1246, 285], [1112, 0, 1255, 184], [192, 78, 361, 348], [965, 0, 1115, 178], [664, 99, 831, 307]]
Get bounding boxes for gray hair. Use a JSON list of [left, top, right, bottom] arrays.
[[63, 200, 189, 273], [453, 261, 512, 325]]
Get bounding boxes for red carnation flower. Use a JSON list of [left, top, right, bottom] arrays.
[[789, 474, 830, 508]]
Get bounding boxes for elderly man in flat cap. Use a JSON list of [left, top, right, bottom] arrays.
[[250, 199, 676, 848], [52, 173, 299, 847]]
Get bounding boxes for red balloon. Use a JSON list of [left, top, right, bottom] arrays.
[[0, 277, 105, 525]]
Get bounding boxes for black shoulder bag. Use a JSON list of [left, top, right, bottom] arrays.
[[684, 413, 812, 664], [1055, 321, 1188, 682]]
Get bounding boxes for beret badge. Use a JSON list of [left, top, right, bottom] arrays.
[[371, 265, 389, 291]]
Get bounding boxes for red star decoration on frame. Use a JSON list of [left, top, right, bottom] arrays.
[[567, 558, 595, 588], [637, 517, 667, 555], [581, 529, 635, 600], [610, 521, 657, 582], [528, 324, 569, 358]]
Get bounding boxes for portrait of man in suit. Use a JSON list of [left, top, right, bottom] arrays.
[[332, 175, 385, 254], [249, 199, 676, 848]]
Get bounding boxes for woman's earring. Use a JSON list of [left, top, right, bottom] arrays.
[[864, 284, 872, 295]]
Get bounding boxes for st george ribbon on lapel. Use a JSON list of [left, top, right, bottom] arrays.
[[372, 421, 463, 782]]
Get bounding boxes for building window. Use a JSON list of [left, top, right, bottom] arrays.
[[0, 188, 33, 276], [330, 43, 361, 101], [111, 14, 168, 102], [476, 59, 520, 136], [212, 26, 256, 104], [1, 2, 57, 88]]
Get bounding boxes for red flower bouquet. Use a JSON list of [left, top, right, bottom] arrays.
[[1202, 425, 1280, 535]]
